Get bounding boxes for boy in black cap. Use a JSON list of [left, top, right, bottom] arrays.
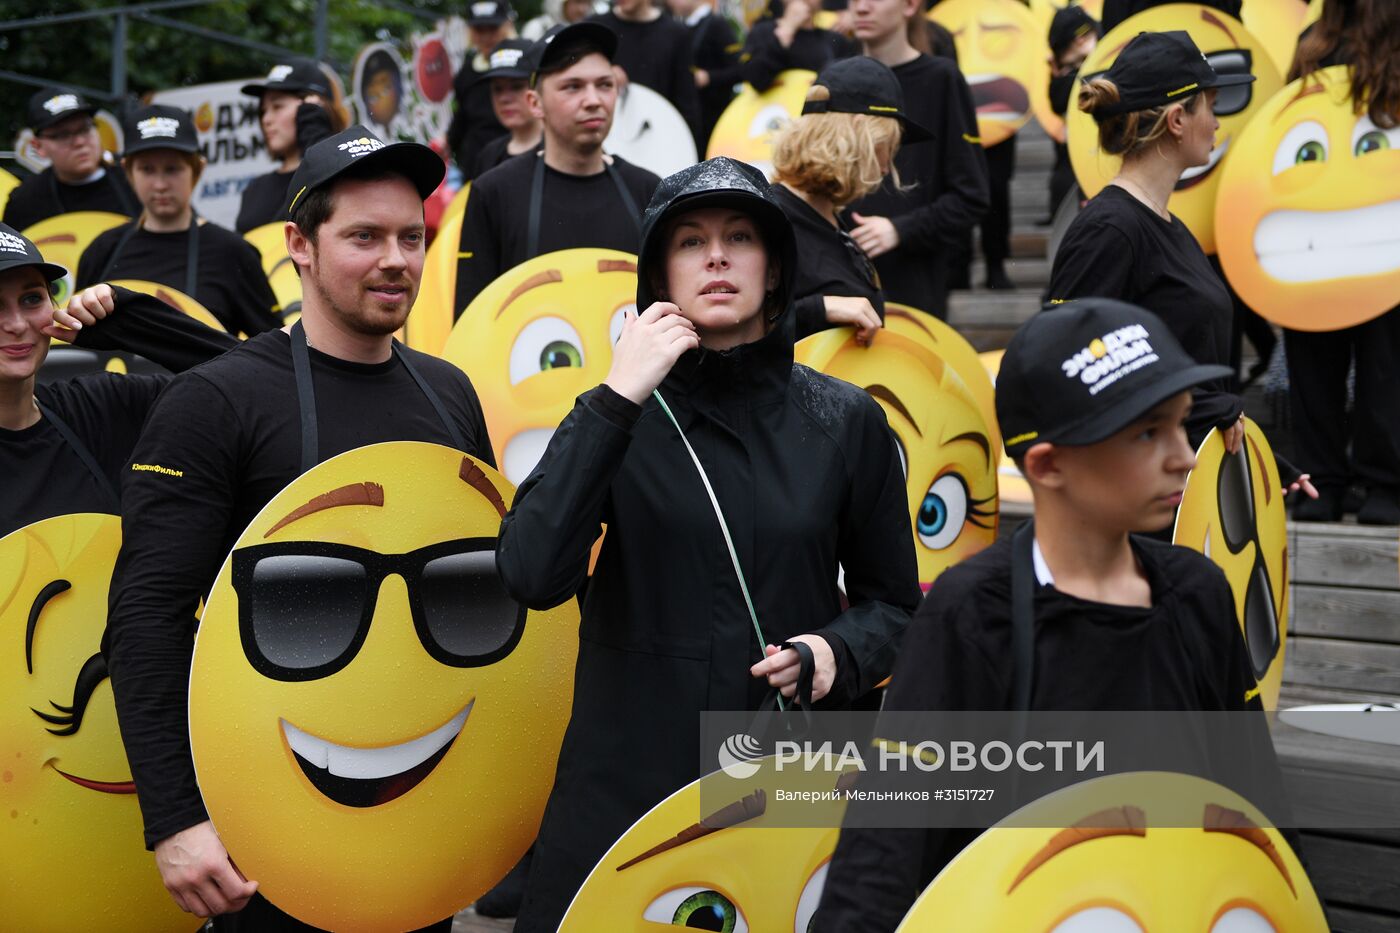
[[105, 126, 493, 931], [76, 105, 280, 337], [454, 21, 661, 315], [2, 88, 138, 232], [447, 0, 519, 177], [816, 298, 1271, 929], [1045, 5, 1099, 217], [590, 0, 703, 144], [235, 57, 339, 232], [470, 38, 545, 177]]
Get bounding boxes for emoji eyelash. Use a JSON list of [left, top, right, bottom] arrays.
[[32, 652, 109, 738], [967, 494, 998, 530]]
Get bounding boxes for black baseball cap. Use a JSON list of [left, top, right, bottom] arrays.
[[122, 105, 201, 157], [996, 299, 1233, 457], [241, 57, 332, 99], [531, 21, 619, 87], [482, 39, 537, 80], [466, 0, 516, 25], [285, 125, 445, 216], [1092, 30, 1254, 119], [28, 89, 97, 133], [0, 223, 67, 282], [801, 57, 931, 143], [1049, 6, 1099, 59]]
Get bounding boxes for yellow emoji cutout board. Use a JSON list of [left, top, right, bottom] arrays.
[[243, 221, 302, 324], [1067, 4, 1283, 255], [707, 69, 817, 178], [898, 771, 1328, 932], [399, 188, 469, 357], [1173, 418, 1288, 710], [0, 167, 18, 217], [978, 348, 1034, 506], [1242, 0, 1310, 78], [1027, 0, 1104, 144], [1215, 65, 1400, 331], [188, 443, 580, 931], [443, 248, 639, 485], [107, 279, 225, 334], [796, 306, 999, 590], [0, 514, 193, 932], [930, 0, 1049, 148], [559, 756, 850, 932], [22, 210, 129, 308]]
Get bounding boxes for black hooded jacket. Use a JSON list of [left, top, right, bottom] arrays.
[[497, 158, 920, 930]]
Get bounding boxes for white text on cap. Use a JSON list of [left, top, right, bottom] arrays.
[[0, 231, 30, 255], [490, 48, 525, 68], [138, 116, 181, 139], [267, 64, 294, 81], [337, 136, 387, 157], [43, 94, 80, 115]]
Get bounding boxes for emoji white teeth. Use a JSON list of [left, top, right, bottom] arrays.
[[281, 702, 472, 781]]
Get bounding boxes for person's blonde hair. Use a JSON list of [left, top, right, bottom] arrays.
[[1078, 75, 1204, 158], [772, 89, 903, 208]]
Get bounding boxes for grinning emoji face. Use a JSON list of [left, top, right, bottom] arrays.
[[188, 443, 579, 931], [706, 69, 817, 178], [1215, 65, 1400, 331], [1173, 418, 1288, 710], [899, 771, 1329, 933], [1068, 4, 1282, 255], [22, 211, 129, 308], [243, 222, 303, 323], [559, 756, 849, 932], [796, 307, 999, 590], [930, 0, 1048, 148], [443, 248, 638, 485], [0, 514, 192, 931]]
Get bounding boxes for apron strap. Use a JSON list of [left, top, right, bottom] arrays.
[[1010, 519, 1037, 712], [392, 341, 466, 452], [526, 153, 643, 260], [36, 400, 121, 511], [95, 213, 200, 299]]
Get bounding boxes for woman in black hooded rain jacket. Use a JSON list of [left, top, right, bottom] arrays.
[[496, 156, 921, 930]]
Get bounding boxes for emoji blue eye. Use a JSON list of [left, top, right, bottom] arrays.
[[917, 474, 969, 551]]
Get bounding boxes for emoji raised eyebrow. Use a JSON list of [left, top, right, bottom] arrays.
[[1009, 805, 1147, 893], [615, 789, 767, 871], [597, 259, 636, 274], [866, 384, 921, 437], [1204, 803, 1296, 895], [946, 430, 991, 467], [496, 269, 563, 319], [1275, 81, 1326, 120], [25, 579, 72, 674], [885, 307, 934, 339], [1247, 435, 1272, 504], [264, 482, 385, 538], [1200, 8, 1239, 47], [460, 457, 507, 518]]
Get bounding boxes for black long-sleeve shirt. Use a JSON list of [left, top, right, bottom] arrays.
[[844, 53, 989, 318], [740, 19, 855, 92], [684, 7, 744, 147], [2, 166, 138, 232], [771, 183, 884, 339], [1101, 0, 1240, 32], [104, 330, 494, 848], [590, 12, 704, 144]]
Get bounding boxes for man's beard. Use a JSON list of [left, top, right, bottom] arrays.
[[305, 264, 414, 337]]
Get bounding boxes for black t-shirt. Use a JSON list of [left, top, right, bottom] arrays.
[[471, 135, 542, 180], [740, 20, 855, 92], [1, 166, 139, 232], [105, 329, 494, 848], [816, 532, 1263, 929], [845, 53, 990, 318], [772, 183, 884, 340], [591, 12, 703, 143], [75, 219, 282, 337], [454, 152, 660, 314], [234, 169, 294, 233], [1102, 0, 1240, 32], [1047, 185, 1240, 439], [447, 51, 507, 179], [686, 9, 744, 144]]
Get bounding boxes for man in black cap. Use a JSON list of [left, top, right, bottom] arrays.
[[2, 89, 138, 232], [235, 57, 339, 232], [815, 298, 1268, 930], [76, 105, 280, 337], [470, 38, 546, 177], [454, 21, 661, 315], [105, 126, 494, 931], [447, 0, 520, 177], [590, 0, 703, 144]]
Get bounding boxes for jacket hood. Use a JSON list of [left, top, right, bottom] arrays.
[[635, 157, 797, 320]]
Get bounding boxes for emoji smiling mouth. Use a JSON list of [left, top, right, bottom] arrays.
[[282, 701, 473, 808], [1253, 201, 1400, 283], [52, 767, 137, 794]]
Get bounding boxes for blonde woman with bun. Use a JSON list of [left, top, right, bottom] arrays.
[[769, 57, 927, 342]]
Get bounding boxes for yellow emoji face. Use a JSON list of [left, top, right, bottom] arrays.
[[21, 211, 129, 307], [243, 222, 302, 324], [0, 515, 192, 931], [931, 0, 1048, 148], [899, 771, 1328, 932], [1173, 418, 1288, 710], [1215, 65, 1400, 330], [1068, 4, 1283, 254], [560, 757, 848, 932], [0, 167, 18, 215], [1241, 0, 1309, 78], [188, 443, 579, 931], [443, 248, 638, 485], [978, 349, 1034, 506], [796, 307, 999, 590], [1027, 0, 1105, 144], [707, 69, 817, 177], [397, 184, 470, 357]]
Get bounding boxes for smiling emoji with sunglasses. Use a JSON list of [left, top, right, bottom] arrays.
[[1173, 417, 1289, 709], [188, 442, 579, 931], [1067, 4, 1283, 254], [0, 514, 190, 930]]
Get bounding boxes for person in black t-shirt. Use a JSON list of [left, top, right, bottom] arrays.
[[1101, 0, 1240, 33], [447, 0, 519, 178], [741, 0, 856, 92], [844, 0, 988, 318], [235, 57, 340, 233], [455, 22, 661, 315], [770, 57, 927, 340], [104, 127, 491, 932], [76, 105, 281, 338], [815, 299, 1284, 930], [1045, 6, 1099, 218], [667, 0, 743, 151], [3, 89, 138, 232], [591, 0, 703, 144], [471, 38, 546, 178]]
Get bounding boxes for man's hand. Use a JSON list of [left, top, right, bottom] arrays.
[[43, 284, 116, 339], [694, 68, 711, 89], [849, 213, 900, 258], [823, 295, 881, 346], [154, 821, 258, 917], [750, 635, 836, 702], [775, 0, 811, 46]]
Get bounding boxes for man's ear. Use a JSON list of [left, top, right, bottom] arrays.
[[1021, 442, 1064, 490], [285, 221, 313, 273]]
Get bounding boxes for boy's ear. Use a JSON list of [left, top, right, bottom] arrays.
[[1021, 441, 1064, 489]]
